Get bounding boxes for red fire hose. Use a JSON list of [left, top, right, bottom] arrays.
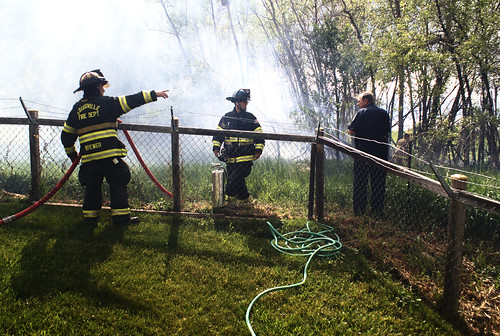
[[118, 120, 173, 198], [0, 156, 81, 226]]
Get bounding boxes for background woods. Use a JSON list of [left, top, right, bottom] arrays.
[[255, 0, 499, 168], [155, 0, 499, 168]]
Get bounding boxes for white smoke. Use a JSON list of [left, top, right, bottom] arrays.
[[0, 0, 298, 133]]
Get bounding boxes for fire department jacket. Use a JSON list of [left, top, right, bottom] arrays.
[[61, 91, 158, 164], [212, 109, 265, 163]]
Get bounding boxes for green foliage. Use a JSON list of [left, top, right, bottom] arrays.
[[256, 0, 499, 166], [466, 207, 500, 245], [2, 157, 497, 243], [250, 158, 310, 204], [0, 172, 30, 195]]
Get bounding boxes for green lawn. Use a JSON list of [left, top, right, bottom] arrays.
[[0, 201, 461, 335]]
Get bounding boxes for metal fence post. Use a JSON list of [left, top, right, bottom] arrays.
[[29, 109, 41, 201], [442, 174, 468, 315], [171, 117, 181, 212], [406, 140, 413, 169]]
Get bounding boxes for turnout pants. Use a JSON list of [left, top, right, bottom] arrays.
[[78, 158, 132, 223], [225, 161, 253, 200]]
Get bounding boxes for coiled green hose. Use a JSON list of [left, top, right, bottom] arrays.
[[245, 221, 342, 335]]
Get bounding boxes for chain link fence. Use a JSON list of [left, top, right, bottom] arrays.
[[1, 116, 498, 244], [0, 120, 314, 211]]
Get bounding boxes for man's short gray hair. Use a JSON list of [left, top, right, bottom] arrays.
[[358, 92, 375, 104]]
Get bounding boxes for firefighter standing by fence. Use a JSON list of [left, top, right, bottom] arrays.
[[212, 89, 264, 202], [61, 69, 169, 224]]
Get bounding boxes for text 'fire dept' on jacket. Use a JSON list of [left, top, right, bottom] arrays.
[[61, 91, 157, 163]]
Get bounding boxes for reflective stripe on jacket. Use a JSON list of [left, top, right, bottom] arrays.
[[61, 91, 156, 164], [212, 109, 264, 163]]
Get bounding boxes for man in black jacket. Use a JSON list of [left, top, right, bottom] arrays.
[[212, 89, 264, 201], [61, 69, 169, 224], [348, 92, 391, 217]]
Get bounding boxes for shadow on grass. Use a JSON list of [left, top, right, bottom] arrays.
[[164, 215, 181, 268], [10, 218, 150, 313], [157, 215, 286, 280]]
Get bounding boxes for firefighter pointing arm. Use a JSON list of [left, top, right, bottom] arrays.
[[212, 89, 264, 201], [61, 69, 169, 225]]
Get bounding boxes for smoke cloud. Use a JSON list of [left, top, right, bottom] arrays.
[[0, 0, 296, 132]]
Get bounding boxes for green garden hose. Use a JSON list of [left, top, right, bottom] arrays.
[[245, 221, 342, 335]]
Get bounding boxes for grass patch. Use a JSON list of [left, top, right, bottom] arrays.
[[0, 201, 461, 335]]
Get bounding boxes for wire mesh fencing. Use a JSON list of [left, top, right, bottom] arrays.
[[317, 133, 499, 330], [0, 121, 315, 212], [1, 118, 497, 260], [0, 120, 498, 224]]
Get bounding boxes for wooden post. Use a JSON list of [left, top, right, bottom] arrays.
[[442, 174, 468, 316], [171, 117, 181, 212], [308, 143, 316, 219], [315, 128, 325, 221], [28, 109, 41, 201]]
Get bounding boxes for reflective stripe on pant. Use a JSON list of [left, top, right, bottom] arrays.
[[78, 158, 131, 222]]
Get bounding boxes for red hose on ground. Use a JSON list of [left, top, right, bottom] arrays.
[[118, 120, 174, 198], [0, 156, 81, 226]]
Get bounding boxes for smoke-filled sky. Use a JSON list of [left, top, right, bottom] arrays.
[[0, 0, 295, 130]]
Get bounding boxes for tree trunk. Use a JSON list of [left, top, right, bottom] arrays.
[[262, 0, 310, 105], [159, 0, 191, 75], [480, 65, 499, 170], [223, 0, 245, 82]]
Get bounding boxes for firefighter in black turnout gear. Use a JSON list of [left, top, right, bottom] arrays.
[[61, 69, 169, 224], [212, 89, 264, 201]]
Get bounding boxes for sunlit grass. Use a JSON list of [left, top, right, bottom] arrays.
[[0, 202, 461, 335]]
